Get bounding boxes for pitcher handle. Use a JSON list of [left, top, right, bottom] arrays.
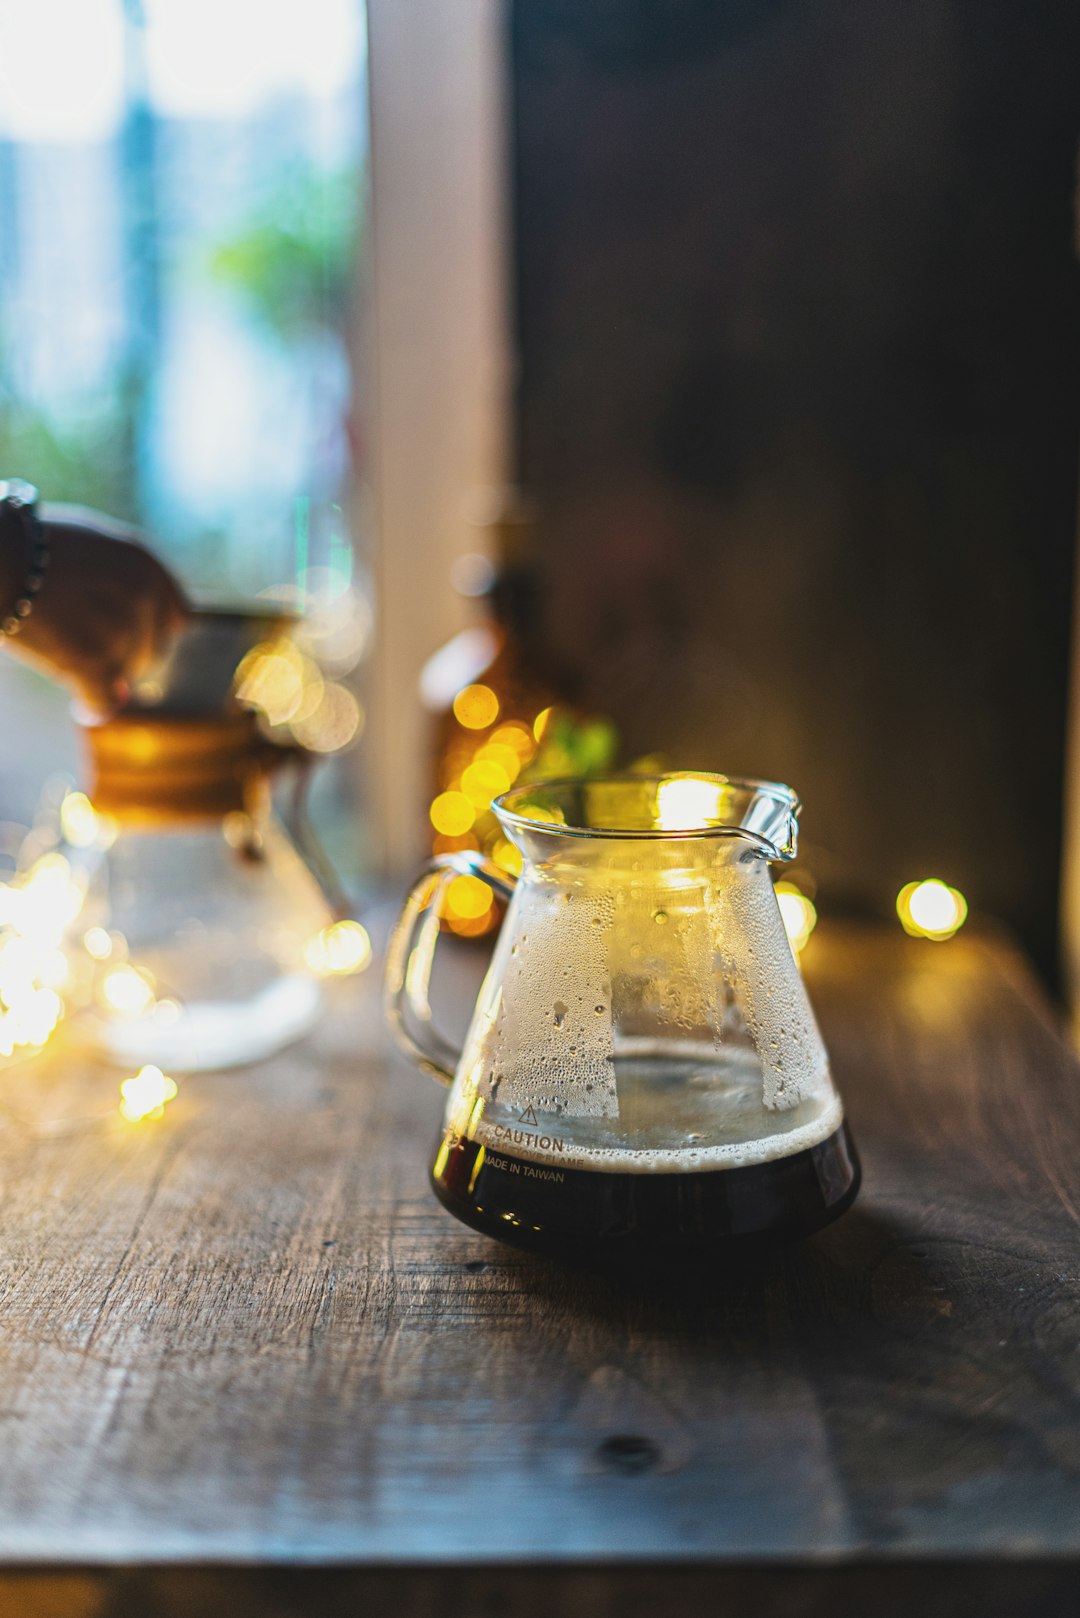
[[385, 851, 516, 1086]]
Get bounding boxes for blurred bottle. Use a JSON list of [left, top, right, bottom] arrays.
[[419, 495, 617, 938]]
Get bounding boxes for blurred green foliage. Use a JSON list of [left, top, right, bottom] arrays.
[[0, 166, 361, 517], [530, 712, 620, 779], [207, 169, 362, 342]]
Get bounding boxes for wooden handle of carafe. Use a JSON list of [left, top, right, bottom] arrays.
[[384, 852, 516, 1086]]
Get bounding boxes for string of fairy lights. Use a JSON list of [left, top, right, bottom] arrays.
[[425, 682, 970, 951], [429, 685, 544, 937], [0, 656, 969, 1121], [0, 788, 374, 1121], [0, 583, 374, 1123]]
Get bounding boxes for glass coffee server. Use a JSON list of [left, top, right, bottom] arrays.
[[67, 609, 358, 1071], [388, 772, 859, 1258]]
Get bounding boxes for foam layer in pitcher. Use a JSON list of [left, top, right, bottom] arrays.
[[468, 1091, 844, 1174]]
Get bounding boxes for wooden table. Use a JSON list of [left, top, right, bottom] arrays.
[[0, 923, 1078, 1616]]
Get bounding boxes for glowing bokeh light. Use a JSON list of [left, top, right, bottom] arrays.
[[897, 879, 968, 941], [290, 663, 326, 725], [101, 964, 156, 1017], [445, 874, 494, 921], [291, 682, 363, 753], [83, 926, 113, 961], [119, 1065, 178, 1124], [775, 882, 818, 955], [235, 639, 307, 725], [0, 853, 86, 948], [453, 684, 500, 731], [430, 791, 475, 837], [0, 928, 66, 1055], [473, 741, 522, 783], [491, 722, 536, 760], [492, 840, 523, 878], [655, 777, 725, 832], [432, 832, 479, 856], [532, 707, 552, 742], [292, 572, 372, 676], [304, 919, 372, 977], [460, 758, 512, 809], [0, 843, 91, 1059], [60, 791, 99, 849]]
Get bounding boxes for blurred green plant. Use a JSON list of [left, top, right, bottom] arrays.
[[529, 711, 620, 780], [207, 169, 362, 342]]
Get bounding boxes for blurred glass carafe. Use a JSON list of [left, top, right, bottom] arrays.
[[70, 610, 348, 1071], [388, 773, 859, 1258]]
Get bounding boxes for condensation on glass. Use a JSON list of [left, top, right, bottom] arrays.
[[387, 772, 859, 1257]]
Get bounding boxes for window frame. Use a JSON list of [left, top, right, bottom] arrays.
[[360, 0, 511, 876]]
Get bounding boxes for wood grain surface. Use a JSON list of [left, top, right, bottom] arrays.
[[0, 923, 1077, 1613]]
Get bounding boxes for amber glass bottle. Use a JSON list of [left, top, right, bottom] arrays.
[[421, 498, 617, 936]]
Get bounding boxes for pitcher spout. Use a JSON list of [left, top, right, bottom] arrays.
[[727, 781, 800, 861]]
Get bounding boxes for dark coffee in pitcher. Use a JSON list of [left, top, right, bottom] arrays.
[[433, 1122, 859, 1257], [386, 774, 862, 1258]]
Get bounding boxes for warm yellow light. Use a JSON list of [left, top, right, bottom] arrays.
[[25, 851, 70, 890], [460, 758, 512, 809], [897, 878, 968, 941], [83, 926, 113, 961], [291, 661, 326, 724], [0, 850, 85, 1056], [492, 839, 523, 877], [445, 911, 498, 939], [35, 948, 69, 990], [235, 638, 306, 725], [304, 919, 372, 977], [0, 926, 65, 1054], [453, 684, 500, 730], [655, 777, 725, 831], [13, 852, 86, 945], [491, 722, 536, 760], [776, 882, 818, 955], [473, 740, 522, 782], [119, 1064, 178, 1123], [432, 832, 479, 856], [430, 791, 475, 837], [0, 985, 62, 1052], [60, 791, 99, 848], [101, 964, 156, 1017], [445, 873, 494, 921], [291, 682, 364, 754], [532, 706, 553, 742]]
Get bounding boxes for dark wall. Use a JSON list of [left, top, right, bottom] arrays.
[[510, 0, 1080, 982]]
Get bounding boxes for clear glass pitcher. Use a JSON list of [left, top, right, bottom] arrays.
[[68, 609, 356, 1071], [387, 772, 859, 1256]]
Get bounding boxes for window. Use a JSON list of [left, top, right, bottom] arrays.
[[0, 0, 369, 838], [0, 0, 366, 596]]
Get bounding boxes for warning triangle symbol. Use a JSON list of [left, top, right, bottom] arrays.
[[517, 1104, 539, 1127]]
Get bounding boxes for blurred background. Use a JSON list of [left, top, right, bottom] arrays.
[[0, 0, 370, 871], [3, 0, 1080, 987]]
